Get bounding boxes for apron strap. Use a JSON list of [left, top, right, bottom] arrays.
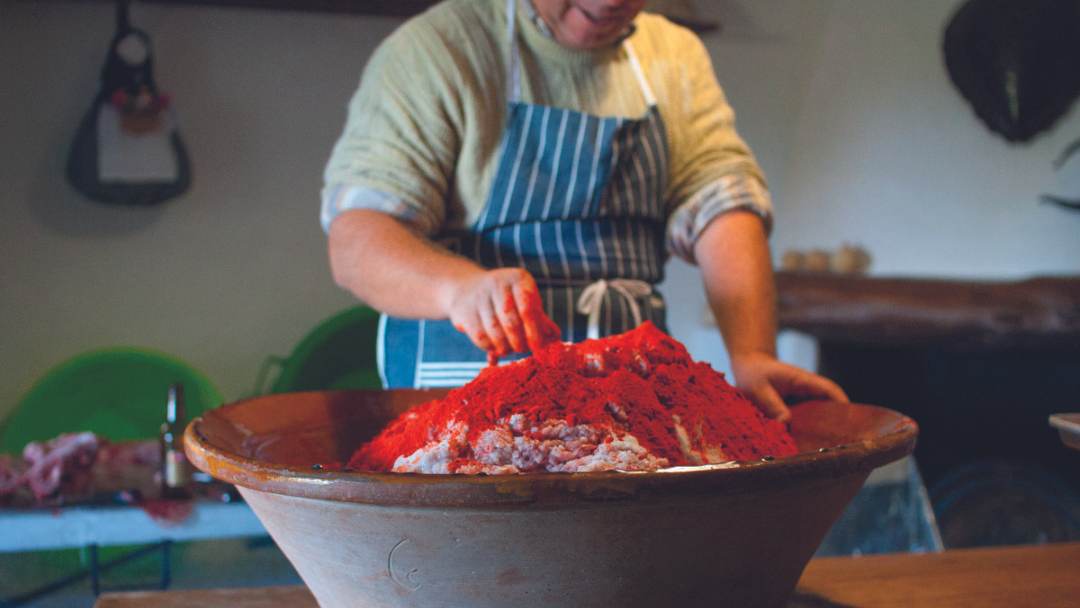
[[622, 42, 657, 107], [506, 0, 523, 103], [576, 279, 653, 340]]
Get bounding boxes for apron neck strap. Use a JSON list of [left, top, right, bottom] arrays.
[[505, 0, 655, 107], [623, 41, 657, 107], [506, 0, 523, 103]]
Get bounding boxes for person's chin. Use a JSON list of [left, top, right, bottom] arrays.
[[563, 25, 622, 49], [560, 9, 624, 48]]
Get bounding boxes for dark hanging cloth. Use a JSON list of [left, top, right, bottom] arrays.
[[943, 0, 1080, 143], [66, 1, 191, 206]]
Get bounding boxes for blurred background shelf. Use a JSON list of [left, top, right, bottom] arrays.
[[777, 272, 1080, 550]]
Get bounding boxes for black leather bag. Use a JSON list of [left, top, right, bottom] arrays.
[[66, 3, 191, 206], [943, 0, 1080, 144]]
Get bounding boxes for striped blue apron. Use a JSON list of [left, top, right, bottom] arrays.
[[379, 0, 670, 389]]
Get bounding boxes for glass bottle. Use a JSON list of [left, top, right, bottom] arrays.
[[160, 383, 191, 499]]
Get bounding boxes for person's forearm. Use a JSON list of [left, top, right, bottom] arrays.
[[327, 209, 484, 319], [694, 210, 848, 417], [693, 210, 778, 359]]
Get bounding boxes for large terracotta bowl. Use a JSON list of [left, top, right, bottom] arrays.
[[184, 390, 916, 608]]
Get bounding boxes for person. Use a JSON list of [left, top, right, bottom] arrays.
[[321, 0, 847, 420]]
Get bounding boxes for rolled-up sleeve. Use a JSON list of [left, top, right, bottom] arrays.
[[663, 34, 771, 264], [320, 184, 443, 234], [321, 21, 460, 235], [666, 173, 772, 263]]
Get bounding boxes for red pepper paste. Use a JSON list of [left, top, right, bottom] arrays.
[[350, 322, 797, 474]]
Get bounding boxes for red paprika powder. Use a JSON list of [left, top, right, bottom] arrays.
[[351, 322, 797, 473]]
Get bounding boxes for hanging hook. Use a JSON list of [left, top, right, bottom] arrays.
[[116, 0, 132, 34], [1052, 136, 1080, 171]]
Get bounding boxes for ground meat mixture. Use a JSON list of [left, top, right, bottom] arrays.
[[350, 322, 798, 474]]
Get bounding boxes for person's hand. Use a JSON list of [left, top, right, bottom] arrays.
[[729, 352, 849, 422], [445, 268, 561, 361]]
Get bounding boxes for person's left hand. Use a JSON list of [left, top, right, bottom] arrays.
[[730, 352, 849, 423]]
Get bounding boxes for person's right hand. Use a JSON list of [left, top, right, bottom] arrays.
[[444, 268, 561, 361]]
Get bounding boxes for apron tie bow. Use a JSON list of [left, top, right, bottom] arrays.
[[576, 279, 653, 340]]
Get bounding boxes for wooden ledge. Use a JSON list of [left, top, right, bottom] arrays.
[[776, 273, 1080, 350]]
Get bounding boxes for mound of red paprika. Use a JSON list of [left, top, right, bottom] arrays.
[[350, 322, 797, 473]]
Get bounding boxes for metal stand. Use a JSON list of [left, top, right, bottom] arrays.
[[1, 541, 172, 608]]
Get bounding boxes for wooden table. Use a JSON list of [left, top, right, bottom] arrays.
[[791, 542, 1078, 607], [94, 542, 1080, 608]]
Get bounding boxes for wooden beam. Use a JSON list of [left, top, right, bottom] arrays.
[[29, 0, 441, 18], [148, 0, 439, 17], [776, 272, 1080, 350]]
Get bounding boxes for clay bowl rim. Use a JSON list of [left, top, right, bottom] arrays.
[[184, 391, 918, 508]]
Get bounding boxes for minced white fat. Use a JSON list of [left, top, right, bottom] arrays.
[[391, 417, 670, 474]]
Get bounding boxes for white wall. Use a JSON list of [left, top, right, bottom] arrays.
[[663, 0, 1080, 371], [1, 2, 398, 419], [780, 0, 1080, 277], [661, 0, 831, 369], [2, 0, 1079, 421]]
